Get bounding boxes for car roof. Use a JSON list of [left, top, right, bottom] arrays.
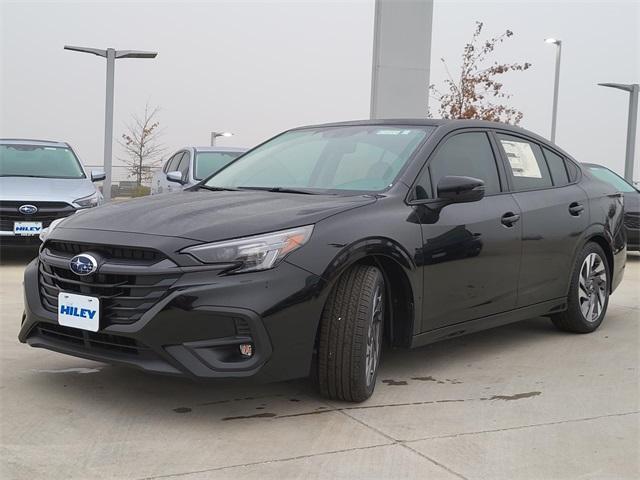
[[192, 146, 248, 153], [0, 138, 70, 148]]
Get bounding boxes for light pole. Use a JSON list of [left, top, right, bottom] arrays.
[[210, 131, 233, 147], [545, 38, 562, 143], [64, 45, 157, 201], [599, 83, 639, 182]]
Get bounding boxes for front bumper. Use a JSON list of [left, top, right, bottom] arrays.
[[19, 255, 328, 382]]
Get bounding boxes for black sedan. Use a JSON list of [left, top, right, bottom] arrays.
[[20, 119, 626, 402], [582, 163, 639, 251]]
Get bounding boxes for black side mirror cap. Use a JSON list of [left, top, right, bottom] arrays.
[[437, 176, 485, 203]]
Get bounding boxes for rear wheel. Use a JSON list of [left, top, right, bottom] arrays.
[[317, 264, 385, 402], [551, 242, 610, 333]]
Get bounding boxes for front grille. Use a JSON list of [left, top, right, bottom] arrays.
[[39, 246, 178, 326], [34, 322, 148, 356], [45, 241, 164, 262], [624, 213, 639, 230], [0, 201, 75, 231]]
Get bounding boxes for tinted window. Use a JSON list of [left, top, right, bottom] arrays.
[[195, 151, 243, 180], [165, 153, 182, 173], [588, 165, 636, 193], [566, 160, 579, 182], [176, 153, 190, 181], [0, 145, 85, 179], [205, 126, 434, 193], [498, 134, 552, 190], [543, 147, 569, 186], [426, 132, 501, 196]]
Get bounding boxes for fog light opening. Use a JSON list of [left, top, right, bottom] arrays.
[[239, 343, 253, 358]]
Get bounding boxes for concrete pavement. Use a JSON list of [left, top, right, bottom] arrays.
[[1, 247, 638, 480]]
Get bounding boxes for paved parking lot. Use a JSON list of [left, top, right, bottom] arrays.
[[1, 247, 638, 480]]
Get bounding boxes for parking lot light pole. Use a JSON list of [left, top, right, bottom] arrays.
[[210, 131, 233, 147], [64, 45, 158, 201], [545, 38, 562, 143], [598, 83, 639, 183]]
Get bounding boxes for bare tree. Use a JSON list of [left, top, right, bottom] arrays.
[[119, 104, 166, 186], [429, 22, 532, 124]]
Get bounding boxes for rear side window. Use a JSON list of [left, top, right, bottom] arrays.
[[565, 159, 579, 182], [165, 153, 181, 173], [542, 147, 569, 186], [498, 134, 552, 190], [426, 132, 501, 196]]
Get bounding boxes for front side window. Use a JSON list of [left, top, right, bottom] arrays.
[[194, 151, 243, 180], [423, 132, 501, 196], [204, 126, 434, 193], [498, 134, 552, 190], [588, 165, 637, 193], [0, 145, 85, 179]]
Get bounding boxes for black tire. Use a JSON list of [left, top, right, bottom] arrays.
[[317, 264, 385, 402], [551, 242, 610, 333]]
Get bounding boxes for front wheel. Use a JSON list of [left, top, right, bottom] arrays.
[[551, 242, 610, 333], [317, 264, 385, 402]]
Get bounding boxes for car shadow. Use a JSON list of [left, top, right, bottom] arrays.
[[24, 315, 561, 422]]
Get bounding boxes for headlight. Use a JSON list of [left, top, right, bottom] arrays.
[[182, 225, 314, 273], [74, 192, 100, 208], [39, 217, 67, 242]]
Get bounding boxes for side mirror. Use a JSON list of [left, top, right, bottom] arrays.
[[437, 176, 485, 203], [91, 169, 106, 182], [166, 171, 184, 184]]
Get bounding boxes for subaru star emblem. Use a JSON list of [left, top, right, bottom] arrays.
[[69, 254, 98, 276], [19, 204, 38, 215]]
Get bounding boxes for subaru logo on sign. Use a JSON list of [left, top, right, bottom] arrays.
[[69, 254, 98, 276], [19, 204, 38, 215]]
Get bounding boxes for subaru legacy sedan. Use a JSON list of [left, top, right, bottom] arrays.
[[151, 146, 246, 195], [0, 139, 104, 244], [20, 120, 626, 402]]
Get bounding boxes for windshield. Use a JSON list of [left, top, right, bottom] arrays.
[[0, 145, 85, 179], [588, 165, 637, 193], [204, 125, 434, 193], [194, 151, 243, 180]]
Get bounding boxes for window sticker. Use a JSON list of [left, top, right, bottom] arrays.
[[376, 129, 402, 135], [501, 140, 542, 178]]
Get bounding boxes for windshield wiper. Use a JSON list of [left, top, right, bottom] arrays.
[[237, 186, 318, 195], [198, 185, 240, 192]]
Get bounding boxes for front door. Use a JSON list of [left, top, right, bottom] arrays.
[[413, 131, 522, 331]]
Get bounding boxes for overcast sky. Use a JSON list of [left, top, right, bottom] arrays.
[[1, 0, 638, 179]]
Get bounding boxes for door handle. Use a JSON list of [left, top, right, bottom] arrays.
[[501, 212, 520, 227], [569, 202, 584, 216]]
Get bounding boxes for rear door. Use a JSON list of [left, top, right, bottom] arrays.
[[494, 132, 588, 306], [414, 130, 522, 331]]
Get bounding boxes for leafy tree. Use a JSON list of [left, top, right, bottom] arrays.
[[119, 104, 166, 186], [430, 22, 532, 124]]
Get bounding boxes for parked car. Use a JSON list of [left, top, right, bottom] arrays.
[[21, 120, 626, 402], [151, 146, 246, 194], [582, 163, 639, 251], [0, 139, 104, 244]]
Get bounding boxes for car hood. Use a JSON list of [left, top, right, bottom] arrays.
[[0, 177, 96, 204], [57, 190, 377, 242]]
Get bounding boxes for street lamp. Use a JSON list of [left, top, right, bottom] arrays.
[[545, 38, 562, 143], [210, 131, 233, 147], [598, 83, 639, 182], [64, 45, 158, 201]]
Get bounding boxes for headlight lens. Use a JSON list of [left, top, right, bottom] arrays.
[[182, 225, 314, 273], [39, 217, 67, 242], [74, 192, 100, 208]]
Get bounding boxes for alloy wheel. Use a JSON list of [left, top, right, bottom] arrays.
[[365, 285, 384, 387], [578, 252, 607, 322]]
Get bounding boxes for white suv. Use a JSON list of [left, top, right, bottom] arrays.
[[151, 146, 246, 195]]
